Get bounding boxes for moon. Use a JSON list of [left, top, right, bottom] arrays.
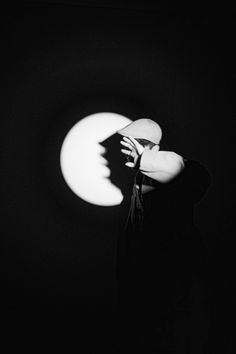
[[60, 112, 132, 206]]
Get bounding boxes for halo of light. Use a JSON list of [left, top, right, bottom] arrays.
[[60, 112, 132, 206]]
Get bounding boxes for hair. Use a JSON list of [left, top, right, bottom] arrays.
[[136, 138, 156, 149]]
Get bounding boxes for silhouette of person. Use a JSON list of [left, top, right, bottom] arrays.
[[113, 118, 211, 353]]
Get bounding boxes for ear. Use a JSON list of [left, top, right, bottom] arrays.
[[148, 144, 159, 151]]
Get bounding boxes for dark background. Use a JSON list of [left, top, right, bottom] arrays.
[[1, 2, 235, 353]]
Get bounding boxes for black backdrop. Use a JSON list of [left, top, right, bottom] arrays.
[[1, 3, 235, 353]]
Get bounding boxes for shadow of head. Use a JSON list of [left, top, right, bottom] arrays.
[[100, 133, 135, 203]]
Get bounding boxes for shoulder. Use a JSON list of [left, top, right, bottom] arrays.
[[183, 159, 211, 180], [176, 159, 211, 203]]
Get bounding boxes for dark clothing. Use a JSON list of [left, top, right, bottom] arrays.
[[116, 160, 211, 353]]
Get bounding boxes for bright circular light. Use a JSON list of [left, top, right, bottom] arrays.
[[60, 112, 132, 206]]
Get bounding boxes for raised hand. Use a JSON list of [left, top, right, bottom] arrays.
[[120, 136, 145, 168]]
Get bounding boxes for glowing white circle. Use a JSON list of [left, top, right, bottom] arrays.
[[60, 112, 132, 206]]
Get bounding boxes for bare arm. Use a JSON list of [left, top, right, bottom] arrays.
[[120, 136, 185, 183], [140, 148, 185, 183]]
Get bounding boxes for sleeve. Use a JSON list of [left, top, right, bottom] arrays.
[[168, 160, 211, 204], [142, 159, 211, 205], [139, 148, 185, 183], [181, 160, 211, 204]]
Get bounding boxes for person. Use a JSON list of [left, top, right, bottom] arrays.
[[115, 118, 211, 353]]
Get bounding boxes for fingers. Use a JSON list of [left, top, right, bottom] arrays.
[[123, 136, 136, 146], [122, 136, 142, 150], [121, 149, 136, 161], [125, 162, 135, 168], [120, 140, 130, 147], [127, 136, 145, 155], [121, 148, 131, 155], [120, 137, 139, 169], [127, 136, 137, 145], [120, 139, 133, 150]]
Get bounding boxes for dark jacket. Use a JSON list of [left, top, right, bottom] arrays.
[[117, 159, 211, 351]]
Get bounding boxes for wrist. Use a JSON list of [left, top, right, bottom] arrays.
[[134, 153, 143, 170]]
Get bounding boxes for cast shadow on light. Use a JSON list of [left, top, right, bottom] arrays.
[[100, 132, 136, 208]]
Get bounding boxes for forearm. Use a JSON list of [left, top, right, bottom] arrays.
[[139, 149, 185, 183]]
